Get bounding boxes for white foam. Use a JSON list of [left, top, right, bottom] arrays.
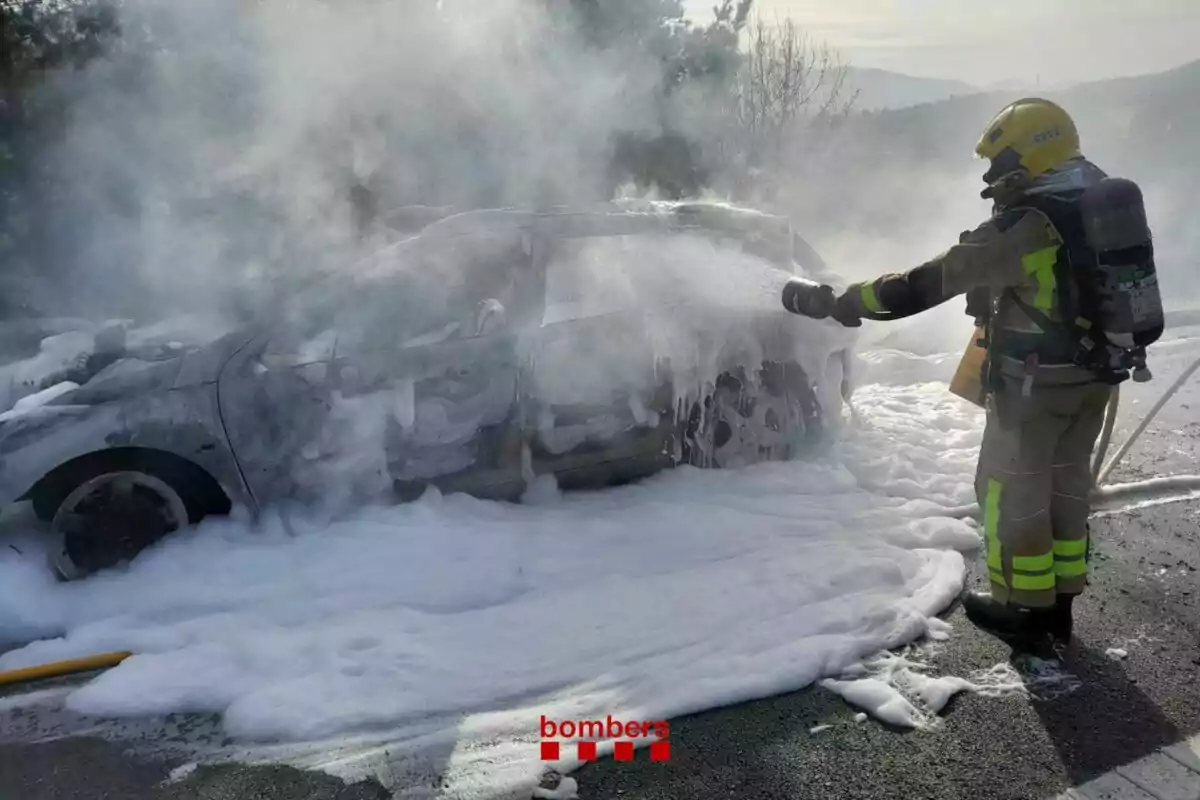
[[20, 321, 1197, 795], [821, 676, 927, 729], [968, 656, 1082, 701], [165, 763, 199, 784], [0, 376, 987, 797], [819, 649, 973, 729], [0, 331, 94, 413], [0, 381, 81, 423], [819, 646, 1077, 729]]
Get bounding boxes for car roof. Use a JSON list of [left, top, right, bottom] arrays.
[[278, 201, 812, 321], [358, 201, 798, 275]]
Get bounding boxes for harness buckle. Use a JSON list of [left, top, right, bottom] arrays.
[[1021, 352, 1038, 399]]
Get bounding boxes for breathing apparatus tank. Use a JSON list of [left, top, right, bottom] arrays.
[[1078, 177, 1164, 382]]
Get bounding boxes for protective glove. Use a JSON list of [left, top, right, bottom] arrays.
[[829, 291, 863, 327], [781, 278, 862, 327]]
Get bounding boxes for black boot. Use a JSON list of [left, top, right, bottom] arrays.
[[962, 591, 1066, 646], [1048, 593, 1075, 643]]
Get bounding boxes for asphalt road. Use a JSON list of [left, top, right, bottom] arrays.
[[1, 426, 1198, 800], [576, 495, 1200, 800], [573, 384, 1200, 800]]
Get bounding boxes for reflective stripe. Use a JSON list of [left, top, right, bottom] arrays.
[[1011, 570, 1056, 591], [983, 478, 1058, 594], [1013, 551, 1054, 573], [984, 479, 1003, 578], [1020, 245, 1059, 313], [1011, 550, 1056, 592], [1053, 539, 1088, 557], [992, 569, 1056, 592], [1055, 559, 1088, 578], [860, 282, 885, 314]]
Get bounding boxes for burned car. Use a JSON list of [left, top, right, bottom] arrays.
[[0, 202, 858, 580]]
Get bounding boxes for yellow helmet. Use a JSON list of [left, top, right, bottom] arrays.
[[974, 98, 1082, 194]]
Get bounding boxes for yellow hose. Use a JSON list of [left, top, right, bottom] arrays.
[[0, 651, 132, 688]]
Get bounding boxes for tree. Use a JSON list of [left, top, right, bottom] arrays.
[[594, 0, 755, 198], [1, 0, 121, 96], [737, 18, 852, 156], [0, 0, 857, 323], [592, 3, 857, 204], [717, 15, 856, 203], [1, 0, 123, 317]]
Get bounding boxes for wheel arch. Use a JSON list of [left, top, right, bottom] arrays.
[[23, 446, 233, 523]]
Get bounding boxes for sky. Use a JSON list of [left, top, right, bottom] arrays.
[[684, 0, 1200, 87]]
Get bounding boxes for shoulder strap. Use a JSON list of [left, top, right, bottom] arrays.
[[1003, 288, 1075, 342], [996, 198, 1081, 341]]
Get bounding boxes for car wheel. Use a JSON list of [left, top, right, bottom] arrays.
[[679, 360, 821, 469], [46, 470, 192, 581]]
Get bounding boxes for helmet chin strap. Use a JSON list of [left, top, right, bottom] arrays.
[[981, 171, 1028, 202], [983, 158, 1090, 202]]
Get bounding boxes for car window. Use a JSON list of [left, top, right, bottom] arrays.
[[542, 232, 719, 324], [277, 229, 534, 358], [542, 235, 645, 323]]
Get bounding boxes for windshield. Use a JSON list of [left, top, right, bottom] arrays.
[[274, 225, 534, 354]]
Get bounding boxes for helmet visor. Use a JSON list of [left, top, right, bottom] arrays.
[[982, 146, 1023, 185]]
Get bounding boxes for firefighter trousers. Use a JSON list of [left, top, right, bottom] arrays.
[[975, 373, 1114, 608]]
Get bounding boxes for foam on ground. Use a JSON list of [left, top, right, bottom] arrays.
[[2, 320, 1195, 798], [818, 643, 1091, 730], [819, 650, 976, 729], [0, 375, 984, 798]]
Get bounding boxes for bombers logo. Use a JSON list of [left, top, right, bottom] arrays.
[[539, 715, 671, 763]]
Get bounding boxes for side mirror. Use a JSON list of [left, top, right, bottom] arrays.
[[473, 298, 507, 336]]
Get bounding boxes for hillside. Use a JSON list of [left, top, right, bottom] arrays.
[[828, 58, 1200, 178], [778, 58, 1200, 301], [1065, 58, 1200, 105], [841, 66, 978, 111]]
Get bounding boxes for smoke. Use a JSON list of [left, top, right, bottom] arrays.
[[769, 80, 1200, 357], [14, 0, 1195, 382], [21, 0, 687, 326], [771, 131, 991, 355]]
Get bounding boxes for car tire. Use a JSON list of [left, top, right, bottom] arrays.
[[678, 359, 822, 469], [35, 454, 225, 581]]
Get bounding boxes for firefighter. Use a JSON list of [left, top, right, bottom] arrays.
[[782, 98, 1163, 646]]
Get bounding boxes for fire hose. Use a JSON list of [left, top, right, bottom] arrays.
[[922, 348, 1200, 521], [0, 651, 131, 687], [1094, 351, 1200, 485]]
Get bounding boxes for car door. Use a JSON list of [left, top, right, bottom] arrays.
[[331, 318, 524, 503], [518, 232, 676, 490], [218, 322, 346, 510], [220, 236, 529, 513], [318, 230, 531, 504]]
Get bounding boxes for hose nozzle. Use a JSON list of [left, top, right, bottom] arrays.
[[782, 277, 836, 319]]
